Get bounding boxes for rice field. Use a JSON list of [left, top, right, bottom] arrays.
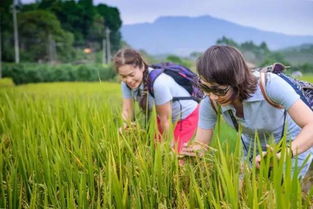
[[1, 76, 313, 208]]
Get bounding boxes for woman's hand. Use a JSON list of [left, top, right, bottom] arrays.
[[118, 122, 137, 134], [255, 142, 296, 169], [180, 141, 210, 158], [255, 151, 268, 169], [179, 128, 214, 158]]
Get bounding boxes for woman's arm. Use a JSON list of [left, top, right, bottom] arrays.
[[287, 99, 313, 156], [255, 99, 313, 168], [122, 98, 134, 123], [180, 95, 217, 157], [155, 101, 172, 138], [180, 127, 214, 157], [264, 74, 313, 156]]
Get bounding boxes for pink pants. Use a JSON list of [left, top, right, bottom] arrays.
[[157, 105, 199, 153]]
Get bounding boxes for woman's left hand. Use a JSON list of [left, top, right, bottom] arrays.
[[180, 141, 211, 158], [255, 151, 267, 169], [255, 149, 282, 169]]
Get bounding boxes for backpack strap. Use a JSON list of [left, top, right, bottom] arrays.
[[259, 72, 283, 109], [271, 63, 288, 73], [172, 97, 196, 102], [209, 97, 218, 114], [148, 65, 196, 102], [254, 63, 287, 74], [147, 68, 164, 97], [209, 97, 250, 157], [259, 72, 287, 140]]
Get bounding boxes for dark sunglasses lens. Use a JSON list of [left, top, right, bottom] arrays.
[[214, 89, 227, 96], [199, 82, 229, 96], [216, 86, 231, 96], [200, 83, 215, 94], [199, 82, 210, 92]]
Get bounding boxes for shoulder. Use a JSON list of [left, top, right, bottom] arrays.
[[265, 73, 294, 93], [121, 81, 130, 91], [199, 96, 216, 114], [265, 73, 300, 109], [152, 71, 175, 89]]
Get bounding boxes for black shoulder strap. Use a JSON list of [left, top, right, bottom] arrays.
[[147, 68, 164, 97], [172, 96, 195, 102], [228, 110, 239, 131], [227, 109, 249, 155], [209, 98, 248, 152]]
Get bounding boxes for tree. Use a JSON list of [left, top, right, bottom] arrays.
[[189, 51, 202, 60], [1, 0, 123, 63], [216, 36, 239, 48], [260, 42, 269, 53], [18, 10, 74, 62], [35, 0, 90, 46], [0, 0, 15, 62], [261, 52, 289, 67], [96, 4, 122, 53], [166, 55, 192, 68], [77, 0, 96, 41]]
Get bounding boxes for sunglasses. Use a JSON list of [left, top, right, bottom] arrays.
[[198, 79, 231, 96]]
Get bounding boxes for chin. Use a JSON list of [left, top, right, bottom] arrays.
[[127, 82, 139, 89], [217, 100, 232, 106], [219, 103, 229, 106]]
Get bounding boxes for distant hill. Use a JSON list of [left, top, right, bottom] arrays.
[[121, 16, 313, 55]]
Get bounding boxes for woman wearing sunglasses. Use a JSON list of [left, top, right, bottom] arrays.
[[181, 45, 313, 178], [113, 48, 199, 153]]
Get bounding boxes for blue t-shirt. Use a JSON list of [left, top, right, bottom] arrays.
[[121, 67, 198, 122], [198, 73, 313, 175]]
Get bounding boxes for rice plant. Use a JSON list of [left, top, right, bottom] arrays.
[[0, 80, 312, 208]]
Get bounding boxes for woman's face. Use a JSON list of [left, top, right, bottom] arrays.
[[118, 64, 144, 89], [199, 79, 234, 106]]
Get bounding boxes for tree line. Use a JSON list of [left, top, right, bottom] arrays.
[[0, 0, 122, 63]]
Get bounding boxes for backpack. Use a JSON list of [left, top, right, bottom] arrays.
[[148, 63, 204, 103], [255, 63, 313, 111]]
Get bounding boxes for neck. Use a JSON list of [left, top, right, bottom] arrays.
[[231, 98, 242, 108], [231, 98, 244, 118]]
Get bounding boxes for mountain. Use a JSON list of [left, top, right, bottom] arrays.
[[121, 16, 313, 55]]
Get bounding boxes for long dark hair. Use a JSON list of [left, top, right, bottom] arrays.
[[113, 48, 150, 112], [197, 45, 258, 101]]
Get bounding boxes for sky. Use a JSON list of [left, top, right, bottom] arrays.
[[22, 0, 313, 36]]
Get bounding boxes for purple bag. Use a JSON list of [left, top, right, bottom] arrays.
[[148, 63, 204, 102]]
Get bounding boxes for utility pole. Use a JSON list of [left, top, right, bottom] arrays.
[[12, 0, 20, 63], [105, 28, 111, 64], [48, 33, 56, 63], [102, 35, 106, 64]]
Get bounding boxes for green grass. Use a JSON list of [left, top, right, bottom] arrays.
[[302, 75, 313, 83], [0, 77, 15, 88], [0, 79, 313, 208]]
